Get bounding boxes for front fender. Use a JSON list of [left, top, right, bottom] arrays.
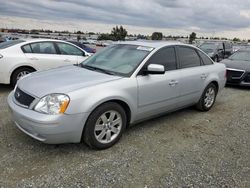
[[65, 78, 138, 122]]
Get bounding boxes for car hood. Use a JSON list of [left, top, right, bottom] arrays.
[[221, 59, 250, 72], [18, 65, 122, 98]]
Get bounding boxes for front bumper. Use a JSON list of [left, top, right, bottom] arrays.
[[8, 91, 90, 144], [226, 71, 250, 87]]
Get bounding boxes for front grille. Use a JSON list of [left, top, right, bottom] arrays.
[[14, 87, 35, 107], [244, 73, 250, 83], [227, 69, 245, 81]]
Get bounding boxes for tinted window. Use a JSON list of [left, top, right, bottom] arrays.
[[229, 51, 250, 61], [22, 44, 32, 53], [0, 40, 25, 49], [197, 51, 213, 65], [218, 43, 223, 50], [178, 47, 201, 68], [56, 42, 83, 56], [147, 47, 177, 70], [224, 42, 232, 49], [30, 42, 57, 54]]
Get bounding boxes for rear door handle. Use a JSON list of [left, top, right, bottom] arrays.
[[64, 59, 71, 62], [169, 80, 178, 86], [201, 74, 207, 79], [29, 57, 39, 60]]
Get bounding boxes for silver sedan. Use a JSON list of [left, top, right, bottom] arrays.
[[8, 41, 226, 149]]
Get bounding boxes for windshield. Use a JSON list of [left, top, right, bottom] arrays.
[[229, 51, 250, 61], [199, 43, 218, 52], [0, 40, 25, 49], [81, 44, 153, 76]]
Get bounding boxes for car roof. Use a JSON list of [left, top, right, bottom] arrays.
[[23, 38, 65, 43], [117, 40, 186, 49]]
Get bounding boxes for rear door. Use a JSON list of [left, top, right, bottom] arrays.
[[136, 46, 182, 119], [23, 42, 71, 71], [176, 46, 207, 105]]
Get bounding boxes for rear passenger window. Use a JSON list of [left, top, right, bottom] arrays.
[[147, 47, 177, 71], [178, 47, 201, 68], [197, 51, 213, 65], [30, 42, 57, 54], [22, 44, 32, 53]]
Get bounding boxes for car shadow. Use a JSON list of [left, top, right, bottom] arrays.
[[0, 84, 13, 92], [225, 84, 250, 90]]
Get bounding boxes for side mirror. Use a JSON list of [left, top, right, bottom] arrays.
[[145, 64, 165, 74]]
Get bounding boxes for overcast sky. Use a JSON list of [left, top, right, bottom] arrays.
[[1, 0, 250, 39]]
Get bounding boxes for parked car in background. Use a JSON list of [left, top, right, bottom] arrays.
[[67, 41, 96, 54], [96, 40, 113, 47], [199, 41, 233, 62], [221, 49, 250, 86], [0, 39, 90, 85], [0, 37, 5, 43], [8, 41, 226, 149], [232, 44, 250, 53]]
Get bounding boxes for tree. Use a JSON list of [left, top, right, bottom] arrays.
[[189, 32, 196, 44], [111, 26, 127, 41], [151, 32, 163, 40], [98, 33, 114, 41], [233, 37, 241, 42]]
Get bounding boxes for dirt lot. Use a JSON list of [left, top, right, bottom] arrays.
[[0, 85, 249, 187]]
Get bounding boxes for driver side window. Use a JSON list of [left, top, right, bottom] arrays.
[[147, 47, 177, 71]]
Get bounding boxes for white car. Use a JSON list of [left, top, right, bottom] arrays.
[[0, 39, 90, 85]]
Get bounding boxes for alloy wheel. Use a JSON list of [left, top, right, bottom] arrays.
[[94, 110, 122, 144]]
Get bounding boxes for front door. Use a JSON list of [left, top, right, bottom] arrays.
[[136, 46, 181, 120]]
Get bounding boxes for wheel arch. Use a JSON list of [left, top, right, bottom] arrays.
[[210, 80, 219, 92], [80, 98, 132, 143], [87, 99, 132, 128], [10, 65, 37, 83]]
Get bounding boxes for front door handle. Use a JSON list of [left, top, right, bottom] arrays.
[[169, 80, 178, 86], [29, 57, 39, 60]]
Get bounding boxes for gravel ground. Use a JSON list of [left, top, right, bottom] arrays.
[[0, 85, 249, 187]]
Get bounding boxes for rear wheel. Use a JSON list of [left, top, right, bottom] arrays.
[[83, 102, 126, 149], [11, 67, 34, 86], [196, 83, 217, 111]]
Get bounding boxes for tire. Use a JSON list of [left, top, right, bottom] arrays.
[[196, 83, 217, 111], [83, 102, 127, 149], [11, 67, 34, 86]]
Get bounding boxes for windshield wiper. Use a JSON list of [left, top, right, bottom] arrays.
[[80, 64, 116, 75]]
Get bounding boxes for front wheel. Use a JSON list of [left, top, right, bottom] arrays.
[[196, 83, 217, 111], [83, 102, 127, 149]]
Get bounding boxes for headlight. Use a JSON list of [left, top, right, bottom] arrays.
[[0, 54, 3, 59], [34, 94, 70, 115]]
